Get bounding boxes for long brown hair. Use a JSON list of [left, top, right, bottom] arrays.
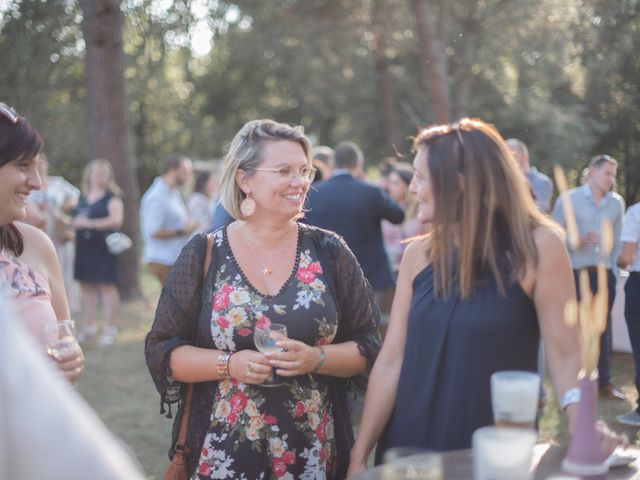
[[413, 118, 554, 298]]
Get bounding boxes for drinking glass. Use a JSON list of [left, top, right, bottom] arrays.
[[382, 447, 443, 480], [491, 371, 540, 429], [253, 323, 287, 387], [42, 320, 78, 357], [473, 426, 537, 480]]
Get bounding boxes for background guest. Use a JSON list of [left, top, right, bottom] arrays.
[[24, 153, 81, 312], [552, 154, 625, 400], [616, 201, 640, 426], [382, 162, 426, 276], [140, 153, 197, 285], [187, 169, 217, 234], [73, 159, 124, 347]]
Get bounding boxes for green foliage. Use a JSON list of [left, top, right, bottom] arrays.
[[0, 0, 638, 198]]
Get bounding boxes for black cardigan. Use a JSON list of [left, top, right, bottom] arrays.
[[145, 223, 382, 479]]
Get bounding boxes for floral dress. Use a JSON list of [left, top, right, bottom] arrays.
[[192, 226, 339, 480], [0, 248, 58, 344]]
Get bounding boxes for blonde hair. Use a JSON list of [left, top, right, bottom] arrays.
[[81, 158, 122, 196], [219, 119, 312, 220], [413, 118, 555, 298]]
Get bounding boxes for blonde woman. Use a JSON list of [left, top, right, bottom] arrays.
[[72, 159, 123, 347], [146, 119, 380, 479]]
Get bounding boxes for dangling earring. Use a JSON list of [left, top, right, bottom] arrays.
[[240, 193, 256, 217]]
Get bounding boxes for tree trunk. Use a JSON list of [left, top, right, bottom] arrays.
[[81, 0, 141, 299], [410, 0, 450, 123], [372, 0, 400, 155]]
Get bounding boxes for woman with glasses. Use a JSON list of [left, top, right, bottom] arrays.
[[348, 118, 625, 475], [146, 119, 381, 479], [0, 102, 83, 383]]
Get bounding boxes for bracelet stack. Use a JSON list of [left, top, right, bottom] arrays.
[[217, 352, 232, 379]]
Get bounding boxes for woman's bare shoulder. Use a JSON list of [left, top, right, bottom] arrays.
[[15, 222, 58, 268], [399, 236, 430, 281]]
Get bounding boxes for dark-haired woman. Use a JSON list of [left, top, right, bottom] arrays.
[[0, 102, 83, 383], [348, 118, 625, 476], [187, 169, 216, 234]]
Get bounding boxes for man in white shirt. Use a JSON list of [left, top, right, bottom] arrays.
[[0, 295, 145, 480], [140, 154, 197, 284], [616, 202, 640, 425]]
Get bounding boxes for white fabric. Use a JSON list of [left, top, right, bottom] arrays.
[[621, 202, 640, 272], [140, 177, 191, 265], [0, 295, 145, 480]]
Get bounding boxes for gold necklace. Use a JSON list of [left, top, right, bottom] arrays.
[[241, 226, 296, 276]]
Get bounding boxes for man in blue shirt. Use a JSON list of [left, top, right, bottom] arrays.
[[506, 138, 553, 213], [552, 154, 625, 400], [140, 154, 197, 285]]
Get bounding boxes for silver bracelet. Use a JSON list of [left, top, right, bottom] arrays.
[[560, 387, 581, 410]]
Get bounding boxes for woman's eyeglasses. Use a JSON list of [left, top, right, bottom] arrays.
[[0, 103, 18, 124], [252, 165, 317, 183]]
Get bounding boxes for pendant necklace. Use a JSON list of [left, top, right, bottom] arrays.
[[242, 226, 296, 276]]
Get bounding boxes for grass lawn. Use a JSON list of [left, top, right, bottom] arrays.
[[76, 269, 640, 478]]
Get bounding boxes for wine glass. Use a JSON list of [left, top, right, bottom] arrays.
[[253, 323, 287, 387], [42, 320, 79, 385]]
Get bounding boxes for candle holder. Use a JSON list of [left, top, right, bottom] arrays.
[[562, 371, 608, 478]]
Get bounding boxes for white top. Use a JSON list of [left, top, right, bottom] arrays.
[[140, 177, 191, 265], [0, 295, 145, 480], [621, 202, 640, 272]]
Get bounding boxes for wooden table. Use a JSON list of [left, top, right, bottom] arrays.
[[352, 444, 640, 479]]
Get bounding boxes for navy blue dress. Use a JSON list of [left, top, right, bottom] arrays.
[[376, 263, 539, 459], [73, 191, 118, 284]]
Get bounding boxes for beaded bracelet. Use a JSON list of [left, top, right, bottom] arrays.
[[313, 346, 326, 372], [217, 352, 232, 379]]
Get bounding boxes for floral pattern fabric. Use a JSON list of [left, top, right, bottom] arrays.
[[193, 226, 339, 480]]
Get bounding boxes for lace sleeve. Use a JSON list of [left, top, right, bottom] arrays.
[[322, 232, 382, 374], [145, 234, 207, 412]]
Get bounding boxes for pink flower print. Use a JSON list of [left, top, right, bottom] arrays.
[[282, 450, 296, 465], [221, 284, 234, 294], [227, 411, 237, 425], [263, 414, 277, 425], [217, 316, 229, 329], [230, 391, 248, 413], [293, 401, 306, 417], [272, 458, 288, 478], [213, 292, 229, 311], [308, 261, 323, 274], [297, 268, 316, 284], [256, 316, 271, 329], [318, 338, 329, 346], [199, 463, 211, 476], [237, 328, 252, 337]]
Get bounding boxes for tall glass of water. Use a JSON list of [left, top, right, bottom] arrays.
[[42, 320, 78, 384], [253, 323, 287, 387]]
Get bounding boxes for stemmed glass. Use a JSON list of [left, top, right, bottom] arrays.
[[253, 323, 287, 387]]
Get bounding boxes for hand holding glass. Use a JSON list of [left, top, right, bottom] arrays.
[[42, 320, 78, 358], [253, 323, 287, 387]]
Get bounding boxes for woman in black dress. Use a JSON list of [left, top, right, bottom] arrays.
[[348, 118, 625, 476], [73, 159, 123, 347], [146, 119, 381, 479]]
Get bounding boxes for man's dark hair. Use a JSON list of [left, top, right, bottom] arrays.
[[162, 153, 187, 174], [333, 141, 363, 170]]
